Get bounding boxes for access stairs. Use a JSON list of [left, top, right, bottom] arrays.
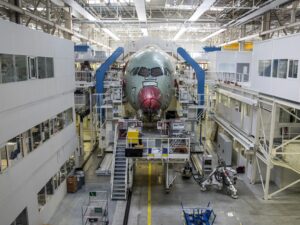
[[111, 139, 128, 200]]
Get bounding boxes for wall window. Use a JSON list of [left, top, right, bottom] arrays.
[[46, 57, 54, 78], [42, 120, 50, 142], [0, 108, 73, 173], [37, 154, 75, 211], [0, 53, 54, 84], [28, 57, 37, 79], [37, 187, 46, 210], [32, 125, 42, 150], [64, 108, 73, 126], [0, 145, 8, 172], [15, 55, 28, 81], [56, 113, 64, 131], [37, 57, 47, 79], [288, 60, 298, 78], [278, 59, 288, 78], [60, 164, 67, 183], [258, 60, 271, 77], [0, 54, 14, 83], [37, 57, 54, 78], [10, 208, 28, 225], [272, 59, 278, 77], [46, 178, 54, 196]]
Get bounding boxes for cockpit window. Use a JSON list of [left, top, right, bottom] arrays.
[[164, 67, 171, 76], [138, 67, 149, 77], [151, 67, 163, 77], [131, 67, 139, 75]]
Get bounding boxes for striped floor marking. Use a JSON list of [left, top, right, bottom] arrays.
[[148, 162, 152, 225]]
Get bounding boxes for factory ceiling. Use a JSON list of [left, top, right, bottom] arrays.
[[0, 0, 299, 50]]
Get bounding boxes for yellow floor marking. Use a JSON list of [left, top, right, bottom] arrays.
[[148, 162, 152, 225]]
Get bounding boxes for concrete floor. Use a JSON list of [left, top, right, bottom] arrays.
[[49, 118, 300, 225], [128, 162, 300, 225], [48, 150, 117, 225]]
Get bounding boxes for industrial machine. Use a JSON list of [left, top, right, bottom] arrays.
[[200, 159, 238, 199], [123, 45, 175, 119], [182, 162, 193, 179], [125, 127, 144, 157]]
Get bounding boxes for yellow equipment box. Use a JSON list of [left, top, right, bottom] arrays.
[[127, 128, 140, 145]]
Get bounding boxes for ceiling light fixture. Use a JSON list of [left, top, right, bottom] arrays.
[[141, 28, 148, 36], [200, 28, 227, 42], [134, 0, 147, 22], [102, 28, 121, 41], [173, 0, 216, 41], [173, 27, 187, 41], [188, 0, 217, 22]]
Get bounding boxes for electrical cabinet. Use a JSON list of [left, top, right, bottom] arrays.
[[217, 133, 232, 166]]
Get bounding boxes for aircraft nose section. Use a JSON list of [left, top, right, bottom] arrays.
[[138, 86, 162, 112]]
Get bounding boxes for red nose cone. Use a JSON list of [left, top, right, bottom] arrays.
[[138, 86, 162, 112]]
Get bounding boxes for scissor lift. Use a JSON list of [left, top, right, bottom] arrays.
[[182, 202, 216, 225]]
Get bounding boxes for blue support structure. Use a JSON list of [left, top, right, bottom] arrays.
[[95, 47, 124, 123], [96, 47, 124, 94], [177, 47, 205, 106]]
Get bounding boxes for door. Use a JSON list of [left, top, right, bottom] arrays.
[[236, 63, 250, 82]]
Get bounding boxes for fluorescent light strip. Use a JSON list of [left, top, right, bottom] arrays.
[[173, 0, 216, 41], [102, 28, 120, 41], [63, 0, 96, 21], [200, 28, 226, 42], [134, 0, 147, 22], [189, 0, 217, 22], [141, 28, 148, 37], [173, 27, 187, 41], [218, 33, 259, 47]]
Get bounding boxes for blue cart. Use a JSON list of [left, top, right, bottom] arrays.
[[182, 202, 216, 225]]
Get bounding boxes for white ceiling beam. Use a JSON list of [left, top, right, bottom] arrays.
[[231, 0, 292, 26], [134, 0, 148, 37], [62, 0, 120, 41], [63, 0, 96, 21], [134, 0, 147, 22], [200, 28, 226, 42], [188, 0, 217, 22], [198, 0, 291, 43], [173, 27, 187, 41], [173, 0, 216, 41], [102, 28, 120, 41]]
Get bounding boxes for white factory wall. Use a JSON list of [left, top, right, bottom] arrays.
[[250, 34, 300, 102], [206, 51, 252, 73], [0, 20, 76, 225]]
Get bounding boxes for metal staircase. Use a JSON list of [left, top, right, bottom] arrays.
[[111, 138, 128, 200]]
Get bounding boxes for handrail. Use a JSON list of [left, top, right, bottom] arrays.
[[75, 70, 95, 82], [206, 71, 249, 83], [125, 137, 190, 160], [110, 123, 119, 199]]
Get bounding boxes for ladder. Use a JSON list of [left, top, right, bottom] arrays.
[[111, 139, 127, 200]]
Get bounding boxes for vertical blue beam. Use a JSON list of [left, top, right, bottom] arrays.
[[95, 47, 124, 123], [177, 47, 205, 105], [96, 47, 124, 94]]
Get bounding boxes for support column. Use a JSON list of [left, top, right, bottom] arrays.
[[79, 114, 84, 156], [251, 105, 261, 184], [239, 25, 246, 51], [261, 12, 271, 40], [46, 0, 51, 33], [9, 0, 21, 24], [89, 88, 95, 147], [264, 102, 277, 200], [63, 7, 72, 40], [290, 1, 299, 34]]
